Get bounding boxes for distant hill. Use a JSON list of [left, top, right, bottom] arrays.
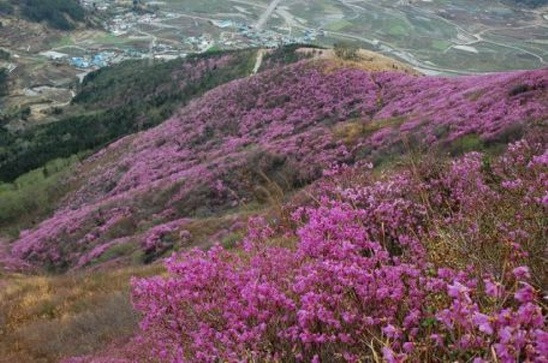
[[0, 0, 85, 30]]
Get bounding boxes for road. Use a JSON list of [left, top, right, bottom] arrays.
[[135, 29, 158, 61], [254, 0, 283, 30], [330, 0, 547, 73], [406, 4, 546, 66], [326, 29, 471, 75], [52, 45, 88, 52]]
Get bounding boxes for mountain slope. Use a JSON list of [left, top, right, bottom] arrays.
[[121, 136, 547, 362], [0, 47, 320, 183], [0, 51, 546, 362], [3, 59, 546, 272], [0, 0, 85, 30]]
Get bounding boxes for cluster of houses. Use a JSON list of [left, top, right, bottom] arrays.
[[211, 20, 326, 48], [70, 53, 111, 68], [41, 50, 137, 69], [37, 1, 328, 72], [79, 0, 115, 12], [185, 35, 215, 53], [104, 11, 158, 35]]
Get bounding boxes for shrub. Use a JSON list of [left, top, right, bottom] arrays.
[[0, 48, 9, 60], [447, 133, 483, 155], [129, 138, 547, 362], [334, 42, 360, 61]]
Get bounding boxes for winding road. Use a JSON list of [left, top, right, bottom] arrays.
[[254, 0, 284, 30]]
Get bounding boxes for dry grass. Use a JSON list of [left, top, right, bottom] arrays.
[[297, 48, 420, 75], [333, 117, 406, 145], [0, 264, 163, 362]]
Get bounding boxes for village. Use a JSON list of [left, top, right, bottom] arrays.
[[36, 0, 326, 72]]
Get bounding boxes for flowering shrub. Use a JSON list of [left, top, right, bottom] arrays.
[[8, 206, 134, 271], [141, 219, 190, 259], [129, 139, 547, 362], [5, 61, 547, 271]]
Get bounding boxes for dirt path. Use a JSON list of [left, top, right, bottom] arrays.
[[252, 49, 265, 75]]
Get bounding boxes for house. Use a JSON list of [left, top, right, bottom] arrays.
[[70, 57, 90, 68]]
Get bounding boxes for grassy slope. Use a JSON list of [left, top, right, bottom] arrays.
[[0, 154, 87, 237], [0, 264, 163, 362]]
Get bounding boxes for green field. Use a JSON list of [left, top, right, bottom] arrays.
[[326, 19, 353, 32]]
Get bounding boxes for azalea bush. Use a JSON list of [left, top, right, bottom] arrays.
[[4, 62, 547, 272], [129, 138, 547, 362]]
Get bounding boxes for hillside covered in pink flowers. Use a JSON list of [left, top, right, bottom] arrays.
[[0, 53, 546, 362], [4, 60, 546, 272]]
